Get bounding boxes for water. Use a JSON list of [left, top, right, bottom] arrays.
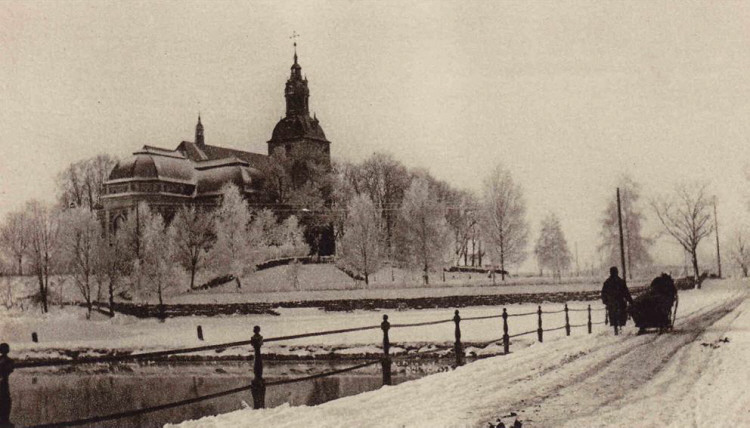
[[9, 360, 438, 427]]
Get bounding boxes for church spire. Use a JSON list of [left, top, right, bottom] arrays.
[[285, 37, 309, 117], [195, 114, 205, 147]]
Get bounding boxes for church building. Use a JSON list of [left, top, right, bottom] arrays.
[[101, 48, 332, 233]]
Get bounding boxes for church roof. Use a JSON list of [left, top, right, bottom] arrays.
[[108, 147, 194, 184], [106, 142, 266, 198], [270, 114, 327, 142], [176, 141, 270, 169]]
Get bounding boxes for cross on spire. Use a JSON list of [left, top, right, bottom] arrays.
[[290, 31, 300, 63]]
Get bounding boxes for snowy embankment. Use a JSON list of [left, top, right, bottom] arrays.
[[167, 279, 748, 428], [1, 297, 604, 361]]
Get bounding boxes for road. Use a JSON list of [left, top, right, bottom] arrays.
[[475, 279, 748, 427]]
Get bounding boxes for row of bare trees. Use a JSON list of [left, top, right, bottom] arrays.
[[0, 183, 309, 316], [333, 157, 575, 285]]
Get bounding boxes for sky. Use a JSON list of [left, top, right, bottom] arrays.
[[1, 0, 749, 273]]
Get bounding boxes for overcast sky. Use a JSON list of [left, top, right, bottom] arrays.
[[1, 1, 749, 273]]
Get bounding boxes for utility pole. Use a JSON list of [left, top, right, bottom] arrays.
[[714, 198, 722, 278], [617, 188, 627, 285]]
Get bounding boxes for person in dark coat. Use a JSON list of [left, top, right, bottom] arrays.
[[602, 266, 633, 329], [0, 343, 14, 427]]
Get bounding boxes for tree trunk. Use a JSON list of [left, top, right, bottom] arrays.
[[691, 250, 700, 289], [36, 268, 47, 313], [158, 285, 165, 321], [190, 264, 196, 290], [500, 239, 506, 281], [743, 266, 748, 278], [108, 278, 115, 318], [17, 256, 23, 276], [86, 299, 92, 320]]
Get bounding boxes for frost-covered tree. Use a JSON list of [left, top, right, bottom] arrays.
[[57, 154, 118, 211], [59, 208, 100, 319], [0, 210, 30, 275], [396, 178, 450, 285], [26, 200, 61, 313], [248, 209, 278, 248], [120, 202, 155, 295], [652, 182, 714, 284], [729, 226, 750, 277], [95, 226, 130, 317], [481, 164, 529, 280], [211, 184, 252, 286], [276, 215, 309, 257], [339, 194, 382, 285], [599, 175, 652, 279], [140, 213, 175, 318], [170, 206, 215, 290], [534, 213, 571, 280], [445, 190, 478, 266]]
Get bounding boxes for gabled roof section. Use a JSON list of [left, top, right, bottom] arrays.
[[177, 141, 269, 169], [194, 157, 249, 170]]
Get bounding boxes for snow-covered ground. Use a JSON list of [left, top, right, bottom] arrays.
[[166, 279, 749, 428], [1, 298, 605, 361]]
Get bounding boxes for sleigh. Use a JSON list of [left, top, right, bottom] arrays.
[[628, 274, 678, 334]]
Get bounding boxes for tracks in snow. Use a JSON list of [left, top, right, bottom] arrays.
[[472, 285, 747, 428]]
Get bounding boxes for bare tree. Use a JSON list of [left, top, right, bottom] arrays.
[[276, 215, 309, 256], [95, 226, 130, 317], [248, 209, 278, 248], [396, 178, 450, 285], [26, 200, 60, 313], [349, 153, 411, 258], [729, 226, 750, 277], [445, 190, 478, 266], [120, 202, 155, 296], [534, 213, 571, 280], [652, 182, 714, 285], [339, 194, 382, 285], [481, 164, 529, 280], [170, 206, 215, 290], [57, 154, 118, 211], [0, 210, 30, 275], [140, 213, 175, 319], [599, 175, 653, 279], [60, 208, 100, 319], [211, 184, 252, 286]]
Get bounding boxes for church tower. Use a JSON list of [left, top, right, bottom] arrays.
[[195, 114, 205, 148], [267, 44, 331, 160]]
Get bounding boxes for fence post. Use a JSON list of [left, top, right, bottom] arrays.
[[0, 343, 13, 427], [381, 315, 392, 386], [587, 305, 592, 334], [250, 326, 265, 409], [197, 325, 204, 341], [537, 305, 543, 343], [453, 310, 464, 367], [564, 303, 571, 336], [502, 308, 509, 354]]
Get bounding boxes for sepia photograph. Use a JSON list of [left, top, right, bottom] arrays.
[[0, 1, 749, 427]]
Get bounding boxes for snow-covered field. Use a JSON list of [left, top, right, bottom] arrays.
[[166, 279, 749, 428]]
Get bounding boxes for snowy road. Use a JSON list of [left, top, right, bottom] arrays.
[[171, 279, 749, 428]]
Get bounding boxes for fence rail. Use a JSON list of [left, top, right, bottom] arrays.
[[3, 302, 610, 427]]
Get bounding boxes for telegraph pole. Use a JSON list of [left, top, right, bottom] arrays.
[[617, 188, 627, 285], [714, 198, 722, 278]]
